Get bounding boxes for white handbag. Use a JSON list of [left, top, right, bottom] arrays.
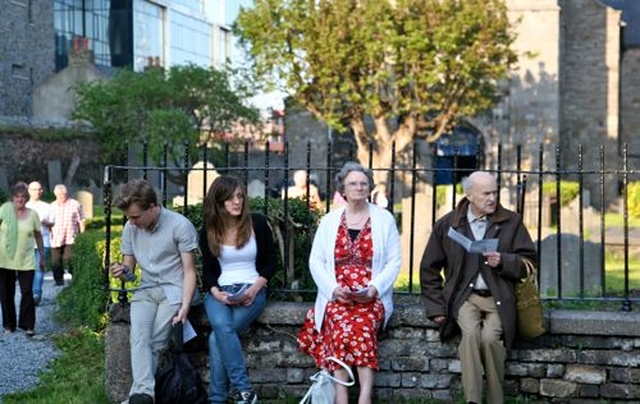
[[299, 357, 356, 404]]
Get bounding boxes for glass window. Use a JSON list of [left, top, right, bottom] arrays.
[[169, 10, 211, 67], [53, 0, 114, 70], [133, 0, 164, 71], [171, 0, 203, 14]]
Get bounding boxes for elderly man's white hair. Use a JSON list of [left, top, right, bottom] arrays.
[[462, 171, 496, 194]]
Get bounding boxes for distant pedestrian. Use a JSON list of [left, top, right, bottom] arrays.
[[27, 181, 54, 305], [50, 184, 85, 286], [283, 169, 323, 210], [0, 182, 44, 337], [371, 183, 389, 209]]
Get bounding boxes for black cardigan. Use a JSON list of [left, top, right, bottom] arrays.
[[200, 213, 277, 290]]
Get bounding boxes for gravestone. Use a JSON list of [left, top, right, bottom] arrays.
[[0, 167, 8, 192], [47, 160, 62, 188], [559, 193, 600, 237], [74, 189, 93, 219], [402, 187, 434, 274], [185, 161, 219, 205], [247, 179, 265, 198], [539, 233, 603, 298]]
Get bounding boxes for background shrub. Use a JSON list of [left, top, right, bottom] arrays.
[[627, 181, 640, 219]]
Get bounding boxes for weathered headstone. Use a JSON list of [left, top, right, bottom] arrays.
[[185, 161, 219, 205], [247, 179, 265, 198], [74, 189, 93, 219], [559, 193, 600, 237], [47, 160, 62, 188], [401, 188, 434, 274], [539, 233, 603, 298], [0, 167, 8, 192]]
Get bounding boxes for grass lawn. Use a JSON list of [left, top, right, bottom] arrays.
[[3, 328, 109, 404]]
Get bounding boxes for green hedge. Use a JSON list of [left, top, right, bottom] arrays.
[[57, 227, 111, 331], [542, 180, 580, 207]]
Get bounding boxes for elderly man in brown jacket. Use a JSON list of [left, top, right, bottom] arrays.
[[420, 171, 537, 404]]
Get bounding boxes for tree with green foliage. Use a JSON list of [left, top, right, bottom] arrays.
[[235, 0, 518, 181], [73, 64, 260, 181]]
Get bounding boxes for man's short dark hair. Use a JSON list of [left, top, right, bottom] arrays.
[[116, 179, 158, 210]]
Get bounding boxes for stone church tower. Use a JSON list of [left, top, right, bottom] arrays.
[[482, 0, 633, 207], [283, 0, 636, 208]]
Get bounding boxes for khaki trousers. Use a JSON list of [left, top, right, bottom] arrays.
[[457, 293, 506, 404], [129, 286, 180, 399]]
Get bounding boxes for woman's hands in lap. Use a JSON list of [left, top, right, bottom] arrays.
[[332, 285, 379, 304]]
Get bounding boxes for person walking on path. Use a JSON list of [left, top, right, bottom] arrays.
[[27, 181, 54, 305], [0, 183, 45, 337], [50, 184, 85, 286]]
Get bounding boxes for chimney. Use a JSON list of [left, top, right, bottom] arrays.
[[68, 36, 94, 66]]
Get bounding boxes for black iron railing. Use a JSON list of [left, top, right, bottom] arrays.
[[103, 140, 640, 310]]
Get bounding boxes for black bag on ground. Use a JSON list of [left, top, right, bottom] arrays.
[[155, 322, 208, 404]]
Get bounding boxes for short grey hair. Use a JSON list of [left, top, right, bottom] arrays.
[[334, 161, 374, 195], [461, 176, 471, 193]]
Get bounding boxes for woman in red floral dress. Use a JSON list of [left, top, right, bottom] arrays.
[[298, 162, 401, 404]]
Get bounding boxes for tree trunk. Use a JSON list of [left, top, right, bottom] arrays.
[[348, 115, 416, 187]]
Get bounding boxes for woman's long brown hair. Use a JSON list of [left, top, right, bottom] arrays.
[[203, 175, 253, 257]]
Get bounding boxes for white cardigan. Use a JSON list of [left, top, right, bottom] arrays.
[[309, 203, 401, 331]]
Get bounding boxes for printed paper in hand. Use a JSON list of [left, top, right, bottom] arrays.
[[183, 319, 197, 343], [226, 284, 250, 303], [447, 227, 498, 253], [351, 287, 370, 297]]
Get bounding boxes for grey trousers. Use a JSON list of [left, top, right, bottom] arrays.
[[128, 286, 180, 399], [457, 293, 506, 404]]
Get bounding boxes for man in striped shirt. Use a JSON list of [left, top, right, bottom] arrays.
[[50, 184, 85, 286]]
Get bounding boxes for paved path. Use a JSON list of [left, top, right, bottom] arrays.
[[0, 272, 71, 402]]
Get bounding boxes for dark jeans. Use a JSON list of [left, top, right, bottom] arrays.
[[51, 244, 74, 283], [0, 268, 35, 331]]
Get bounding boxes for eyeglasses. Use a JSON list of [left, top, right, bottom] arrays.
[[345, 181, 369, 188]]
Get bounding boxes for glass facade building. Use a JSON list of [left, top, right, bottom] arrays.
[[53, 0, 230, 72]]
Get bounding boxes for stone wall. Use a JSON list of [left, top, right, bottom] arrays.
[[0, 133, 103, 195], [107, 297, 640, 403], [0, 0, 54, 118]]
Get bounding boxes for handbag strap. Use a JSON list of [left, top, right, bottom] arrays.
[[311, 357, 356, 387], [520, 258, 539, 287]]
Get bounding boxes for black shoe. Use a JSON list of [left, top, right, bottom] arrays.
[[33, 294, 41, 306], [128, 393, 154, 404]]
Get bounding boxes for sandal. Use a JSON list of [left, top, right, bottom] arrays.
[[25, 330, 35, 337]]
